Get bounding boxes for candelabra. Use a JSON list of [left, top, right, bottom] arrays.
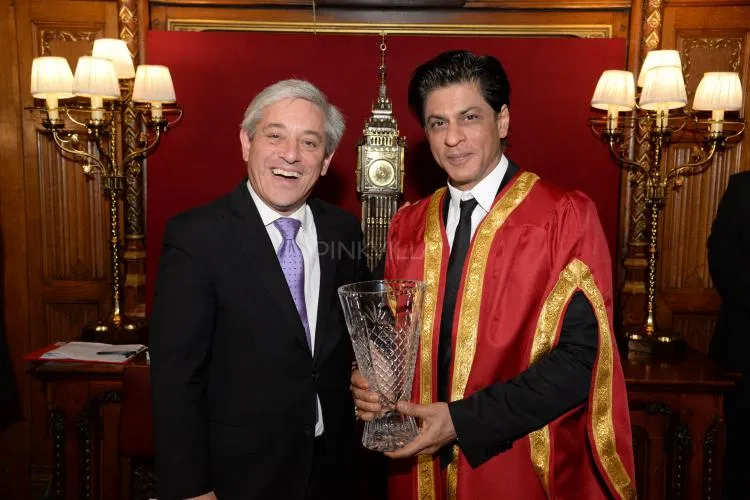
[[28, 39, 181, 343], [591, 50, 744, 354]]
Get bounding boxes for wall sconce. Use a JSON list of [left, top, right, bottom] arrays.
[[28, 39, 182, 343], [590, 50, 744, 354]]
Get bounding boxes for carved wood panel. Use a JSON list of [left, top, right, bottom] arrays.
[[645, 8, 750, 352], [629, 403, 681, 500]]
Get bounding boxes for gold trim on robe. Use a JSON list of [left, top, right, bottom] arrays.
[[527, 259, 635, 499], [444, 172, 540, 499], [417, 188, 446, 500]]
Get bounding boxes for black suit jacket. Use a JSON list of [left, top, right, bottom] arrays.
[[708, 171, 750, 373], [150, 181, 367, 499]]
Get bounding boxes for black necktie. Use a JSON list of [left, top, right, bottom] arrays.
[[437, 197, 478, 468], [438, 197, 479, 403]]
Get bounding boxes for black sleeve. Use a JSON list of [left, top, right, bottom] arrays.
[[447, 291, 598, 468], [356, 226, 374, 283], [150, 218, 215, 499], [708, 175, 750, 314], [370, 255, 386, 281]]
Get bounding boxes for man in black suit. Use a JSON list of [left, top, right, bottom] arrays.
[[150, 79, 367, 500], [708, 170, 750, 500]]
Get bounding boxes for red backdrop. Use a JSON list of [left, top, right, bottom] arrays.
[[144, 31, 625, 313]]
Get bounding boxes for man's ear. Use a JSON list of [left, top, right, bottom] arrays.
[[320, 151, 335, 176], [497, 105, 510, 139], [239, 129, 252, 162]]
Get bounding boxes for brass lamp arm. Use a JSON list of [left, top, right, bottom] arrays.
[[124, 124, 164, 164], [51, 128, 106, 175], [665, 141, 718, 185], [670, 115, 691, 134], [92, 129, 115, 172], [607, 139, 649, 176], [62, 106, 116, 129], [722, 123, 746, 141]]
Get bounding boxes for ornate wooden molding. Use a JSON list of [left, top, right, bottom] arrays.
[[703, 421, 720, 500], [76, 410, 93, 500], [681, 35, 744, 101], [39, 30, 99, 57], [75, 391, 122, 500], [633, 401, 690, 498], [49, 411, 66, 499], [166, 19, 613, 37], [674, 421, 691, 499]]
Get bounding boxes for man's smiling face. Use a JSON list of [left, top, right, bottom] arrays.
[[240, 97, 333, 214]]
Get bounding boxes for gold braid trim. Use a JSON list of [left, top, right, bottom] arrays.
[[416, 188, 446, 500], [578, 262, 636, 500], [527, 261, 584, 496], [528, 259, 635, 499], [447, 172, 539, 499]]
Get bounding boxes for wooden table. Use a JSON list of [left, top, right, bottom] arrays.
[[624, 348, 736, 500], [31, 349, 734, 500], [31, 356, 147, 500]]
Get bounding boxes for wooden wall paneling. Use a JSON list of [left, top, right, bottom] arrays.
[[13, 0, 121, 495], [0, 0, 31, 497], [654, 5, 749, 352]]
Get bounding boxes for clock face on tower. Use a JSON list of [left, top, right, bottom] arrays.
[[367, 159, 396, 188]]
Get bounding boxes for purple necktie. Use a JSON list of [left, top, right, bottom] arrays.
[[274, 217, 312, 350]]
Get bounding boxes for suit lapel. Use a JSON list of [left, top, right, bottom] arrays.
[[228, 182, 310, 352], [308, 199, 340, 364]]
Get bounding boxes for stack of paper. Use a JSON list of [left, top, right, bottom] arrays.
[[39, 341, 147, 363]]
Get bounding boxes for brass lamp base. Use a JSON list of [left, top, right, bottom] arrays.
[[626, 328, 686, 355], [81, 315, 149, 345]]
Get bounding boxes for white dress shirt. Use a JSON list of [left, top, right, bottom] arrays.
[[445, 155, 509, 250], [247, 182, 324, 436]]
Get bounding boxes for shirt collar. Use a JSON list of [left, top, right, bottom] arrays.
[[447, 154, 508, 214], [246, 180, 308, 230]]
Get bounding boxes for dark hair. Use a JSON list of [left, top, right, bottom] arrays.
[[407, 50, 511, 128]]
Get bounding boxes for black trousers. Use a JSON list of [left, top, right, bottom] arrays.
[[306, 435, 354, 500]]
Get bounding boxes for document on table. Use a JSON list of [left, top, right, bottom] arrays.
[[39, 341, 147, 363]]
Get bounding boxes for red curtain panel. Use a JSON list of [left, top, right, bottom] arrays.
[[144, 31, 626, 313]]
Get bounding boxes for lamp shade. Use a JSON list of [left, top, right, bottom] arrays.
[[637, 49, 682, 87], [72, 56, 120, 98], [92, 38, 135, 79], [30, 57, 74, 99], [132, 65, 176, 103], [693, 72, 743, 111], [639, 65, 688, 110], [591, 70, 635, 111]]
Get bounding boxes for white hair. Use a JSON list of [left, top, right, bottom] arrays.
[[240, 79, 345, 157]]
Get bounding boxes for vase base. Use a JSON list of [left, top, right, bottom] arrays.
[[362, 411, 418, 452]]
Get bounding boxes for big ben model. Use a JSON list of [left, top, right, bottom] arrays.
[[356, 36, 406, 271]]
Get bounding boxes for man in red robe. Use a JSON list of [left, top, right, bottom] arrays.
[[352, 50, 635, 499]]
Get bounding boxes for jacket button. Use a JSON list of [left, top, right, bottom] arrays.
[[312, 371, 319, 382], [303, 425, 314, 437]]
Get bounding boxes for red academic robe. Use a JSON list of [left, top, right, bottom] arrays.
[[384, 171, 635, 500]]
